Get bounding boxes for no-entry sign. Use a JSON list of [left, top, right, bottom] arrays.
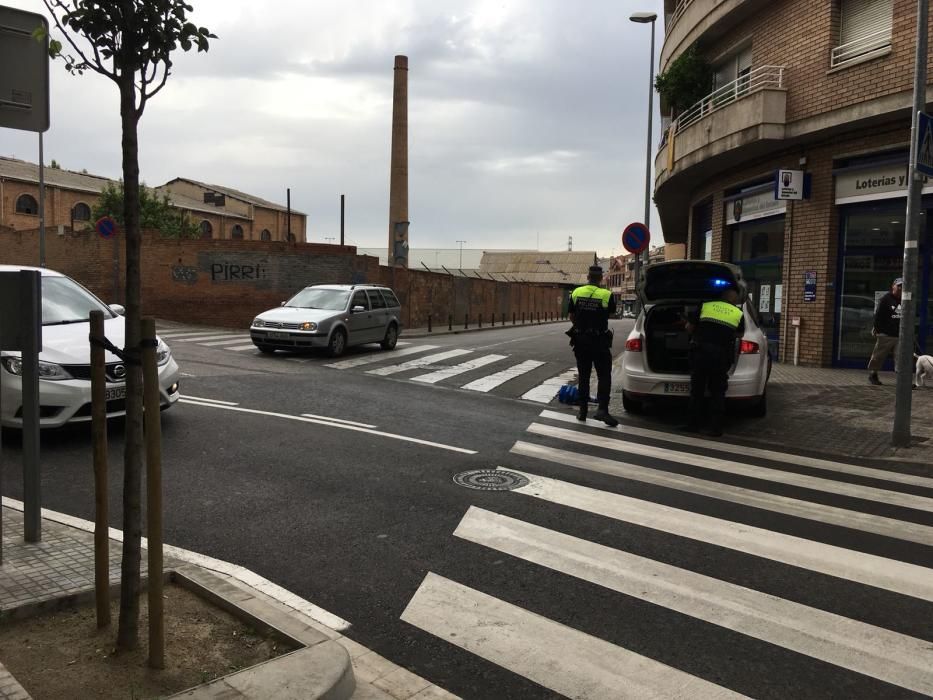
[[622, 222, 650, 255], [95, 216, 117, 239]]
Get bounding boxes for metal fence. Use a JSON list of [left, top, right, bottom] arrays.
[[674, 65, 785, 134]]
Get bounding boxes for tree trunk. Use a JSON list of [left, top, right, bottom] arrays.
[[115, 57, 144, 652]]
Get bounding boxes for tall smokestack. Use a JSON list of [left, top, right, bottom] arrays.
[[388, 55, 409, 267]]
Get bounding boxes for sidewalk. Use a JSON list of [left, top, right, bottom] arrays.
[[609, 360, 933, 467], [0, 503, 458, 700]]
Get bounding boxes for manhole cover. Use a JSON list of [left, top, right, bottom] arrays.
[[453, 469, 529, 491]]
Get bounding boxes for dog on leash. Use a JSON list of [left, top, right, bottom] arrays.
[[916, 354, 933, 388]]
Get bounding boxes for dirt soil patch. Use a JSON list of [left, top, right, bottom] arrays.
[[0, 583, 298, 699]]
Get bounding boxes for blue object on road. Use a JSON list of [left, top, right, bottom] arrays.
[[558, 384, 597, 404]]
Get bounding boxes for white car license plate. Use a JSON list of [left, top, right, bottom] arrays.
[[268, 331, 290, 339], [105, 386, 127, 401], [663, 382, 690, 394]]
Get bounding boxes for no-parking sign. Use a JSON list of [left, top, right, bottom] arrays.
[[622, 222, 650, 255], [95, 216, 117, 239]]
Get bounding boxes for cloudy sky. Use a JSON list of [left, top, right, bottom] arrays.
[[3, 0, 664, 257]]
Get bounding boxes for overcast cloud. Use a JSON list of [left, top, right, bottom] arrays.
[[2, 0, 664, 257]]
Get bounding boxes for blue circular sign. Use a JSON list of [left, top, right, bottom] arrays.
[[622, 222, 650, 255], [95, 216, 117, 239]]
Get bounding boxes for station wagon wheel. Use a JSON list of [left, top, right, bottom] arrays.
[[328, 328, 347, 357], [381, 323, 399, 350]]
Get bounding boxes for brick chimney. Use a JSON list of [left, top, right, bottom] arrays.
[[388, 55, 409, 267]]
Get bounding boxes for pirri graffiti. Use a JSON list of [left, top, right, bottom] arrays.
[[210, 262, 267, 281]]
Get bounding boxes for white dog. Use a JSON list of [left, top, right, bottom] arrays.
[[916, 354, 933, 388]]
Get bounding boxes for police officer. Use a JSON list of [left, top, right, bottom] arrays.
[[682, 287, 745, 437], [568, 265, 619, 427]]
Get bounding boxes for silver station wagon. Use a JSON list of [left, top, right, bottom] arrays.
[[250, 284, 403, 357]]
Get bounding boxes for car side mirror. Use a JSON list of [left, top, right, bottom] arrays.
[[109, 304, 125, 316], [351, 305, 366, 313]]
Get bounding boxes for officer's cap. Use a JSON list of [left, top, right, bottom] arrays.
[[588, 265, 603, 276]]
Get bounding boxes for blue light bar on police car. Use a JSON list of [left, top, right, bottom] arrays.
[[711, 278, 730, 287]]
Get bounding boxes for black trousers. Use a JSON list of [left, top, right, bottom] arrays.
[[688, 343, 732, 429], [574, 340, 613, 410]]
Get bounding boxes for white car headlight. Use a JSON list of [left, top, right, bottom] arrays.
[[1, 356, 72, 381], [156, 339, 172, 366], [299, 321, 318, 331], [252, 318, 266, 327]]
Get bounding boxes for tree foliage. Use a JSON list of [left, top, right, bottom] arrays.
[[654, 44, 713, 115], [93, 183, 200, 239]]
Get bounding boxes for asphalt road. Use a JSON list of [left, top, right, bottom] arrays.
[[3, 318, 932, 699]]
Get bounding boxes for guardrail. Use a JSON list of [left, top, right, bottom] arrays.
[[830, 29, 891, 68], [668, 0, 695, 31], [674, 65, 785, 134]]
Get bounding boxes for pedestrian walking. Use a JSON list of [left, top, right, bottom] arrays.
[[681, 286, 745, 437], [567, 265, 619, 427], [868, 278, 903, 385]]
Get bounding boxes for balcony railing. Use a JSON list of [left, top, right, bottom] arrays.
[[830, 29, 891, 68], [674, 65, 785, 134], [668, 0, 695, 31]]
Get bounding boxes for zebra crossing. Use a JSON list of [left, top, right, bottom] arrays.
[[158, 324, 584, 403], [401, 410, 933, 698]]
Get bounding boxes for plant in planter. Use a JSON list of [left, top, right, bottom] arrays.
[[654, 44, 713, 117]]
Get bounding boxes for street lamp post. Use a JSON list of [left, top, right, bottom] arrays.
[[456, 240, 466, 269], [630, 11, 657, 313]]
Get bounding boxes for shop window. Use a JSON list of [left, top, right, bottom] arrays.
[[832, 0, 892, 67], [690, 200, 713, 260], [200, 220, 213, 239], [260, 229, 272, 241], [231, 224, 244, 239], [72, 202, 91, 221], [15, 194, 38, 215], [731, 217, 785, 357]]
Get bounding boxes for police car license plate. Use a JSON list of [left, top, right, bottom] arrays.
[[663, 382, 690, 394], [105, 386, 127, 401]]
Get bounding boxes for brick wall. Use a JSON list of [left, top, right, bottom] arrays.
[[0, 229, 566, 331]]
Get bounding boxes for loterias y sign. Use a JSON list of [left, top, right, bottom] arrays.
[[836, 163, 933, 204]]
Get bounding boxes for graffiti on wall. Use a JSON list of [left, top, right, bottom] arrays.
[[171, 266, 198, 284], [210, 262, 267, 281]]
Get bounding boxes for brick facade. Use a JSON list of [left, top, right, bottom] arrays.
[[0, 229, 566, 331]]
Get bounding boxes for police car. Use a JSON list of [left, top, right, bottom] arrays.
[[619, 261, 771, 415]]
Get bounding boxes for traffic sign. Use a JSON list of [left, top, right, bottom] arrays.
[[622, 222, 650, 255], [917, 111, 933, 177], [95, 216, 117, 239], [0, 6, 50, 133]]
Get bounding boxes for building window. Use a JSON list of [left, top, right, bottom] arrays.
[[287, 232, 296, 242], [72, 202, 92, 221], [231, 224, 244, 239], [712, 45, 752, 104], [260, 229, 271, 241], [199, 220, 213, 239], [15, 194, 38, 215], [730, 216, 785, 357], [832, 0, 892, 68], [690, 200, 713, 260]]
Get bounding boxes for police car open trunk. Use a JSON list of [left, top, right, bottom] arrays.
[[637, 261, 747, 375]]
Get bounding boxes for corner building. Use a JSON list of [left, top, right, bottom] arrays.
[[655, 0, 933, 366]]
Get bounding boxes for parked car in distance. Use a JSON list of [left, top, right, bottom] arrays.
[[619, 260, 770, 416], [250, 284, 403, 357], [0, 265, 181, 429]]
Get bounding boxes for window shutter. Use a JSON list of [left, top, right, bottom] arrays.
[[840, 0, 893, 44]]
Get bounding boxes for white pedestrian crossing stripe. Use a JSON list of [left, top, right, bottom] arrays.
[[401, 410, 933, 697], [325, 345, 440, 369], [200, 337, 253, 347], [520, 366, 576, 403], [410, 354, 507, 384], [460, 359, 545, 392], [366, 349, 473, 376]]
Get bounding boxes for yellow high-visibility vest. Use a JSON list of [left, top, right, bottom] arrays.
[[571, 285, 612, 307], [699, 300, 743, 329]]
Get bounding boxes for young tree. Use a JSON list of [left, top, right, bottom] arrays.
[[40, 0, 215, 653], [94, 182, 200, 239]]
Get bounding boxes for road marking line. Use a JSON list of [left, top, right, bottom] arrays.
[[539, 410, 933, 489], [401, 572, 745, 700], [225, 344, 261, 352], [510, 440, 933, 546], [299, 413, 377, 428], [526, 423, 933, 512], [366, 349, 473, 376], [410, 354, 508, 384], [520, 366, 576, 403], [180, 395, 239, 406], [324, 345, 440, 369], [173, 334, 242, 342], [157, 331, 230, 340], [1, 496, 352, 632], [460, 360, 546, 392], [504, 468, 933, 603], [179, 399, 476, 454], [199, 337, 253, 346], [455, 507, 933, 696]]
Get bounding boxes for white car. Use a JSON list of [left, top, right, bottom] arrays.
[[619, 260, 770, 416], [0, 265, 181, 429]]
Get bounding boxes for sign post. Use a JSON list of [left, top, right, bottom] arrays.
[[893, 0, 929, 447], [622, 222, 651, 313]]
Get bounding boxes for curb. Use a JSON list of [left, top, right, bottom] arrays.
[[401, 319, 567, 338]]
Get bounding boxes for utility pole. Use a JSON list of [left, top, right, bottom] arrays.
[[892, 0, 929, 447], [456, 240, 466, 269]]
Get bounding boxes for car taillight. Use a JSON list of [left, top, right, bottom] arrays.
[[739, 339, 759, 354], [624, 337, 642, 352]]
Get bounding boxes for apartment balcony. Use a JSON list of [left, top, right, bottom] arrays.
[[661, 0, 772, 73], [654, 66, 787, 243]]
